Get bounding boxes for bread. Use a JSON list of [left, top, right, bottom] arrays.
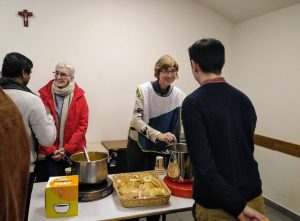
[[115, 173, 167, 199], [167, 162, 180, 178], [143, 175, 161, 187]]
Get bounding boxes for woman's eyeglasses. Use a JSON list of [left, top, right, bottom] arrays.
[[53, 71, 71, 78], [160, 69, 177, 76]]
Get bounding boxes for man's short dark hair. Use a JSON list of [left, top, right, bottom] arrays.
[[1, 52, 33, 78], [188, 38, 225, 74]]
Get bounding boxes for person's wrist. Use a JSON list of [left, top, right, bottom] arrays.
[[156, 133, 161, 142]]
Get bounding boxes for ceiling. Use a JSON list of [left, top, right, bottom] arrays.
[[197, 0, 300, 23]]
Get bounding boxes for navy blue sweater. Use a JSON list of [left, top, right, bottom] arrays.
[[181, 82, 262, 217]]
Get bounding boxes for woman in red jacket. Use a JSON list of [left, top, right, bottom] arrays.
[[39, 62, 89, 177]]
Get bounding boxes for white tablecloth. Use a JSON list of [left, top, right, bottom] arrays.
[[28, 176, 193, 221]]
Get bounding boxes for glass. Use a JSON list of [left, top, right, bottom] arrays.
[[53, 71, 71, 78], [160, 69, 177, 76]]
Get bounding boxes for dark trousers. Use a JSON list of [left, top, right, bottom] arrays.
[[127, 137, 167, 172], [24, 172, 35, 221], [35, 159, 49, 182], [46, 156, 69, 177]]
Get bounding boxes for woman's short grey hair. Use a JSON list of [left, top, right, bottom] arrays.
[[55, 62, 75, 76]]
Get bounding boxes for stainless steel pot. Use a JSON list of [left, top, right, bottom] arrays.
[[70, 151, 108, 184], [165, 143, 193, 183]]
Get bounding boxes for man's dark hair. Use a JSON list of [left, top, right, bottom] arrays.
[[1, 52, 33, 77], [188, 38, 225, 74]]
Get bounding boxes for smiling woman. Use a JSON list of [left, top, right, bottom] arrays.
[[127, 56, 185, 173], [125, 55, 186, 221], [127, 55, 185, 172], [38, 62, 89, 179], [52, 63, 74, 89]]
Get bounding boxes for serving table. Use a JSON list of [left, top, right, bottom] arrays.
[[28, 175, 193, 221]]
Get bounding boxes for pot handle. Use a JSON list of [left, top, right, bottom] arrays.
[[107, 152, 118, 167]]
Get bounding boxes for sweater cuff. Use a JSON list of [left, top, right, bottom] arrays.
[[153, 132, 161, 143], [229, 202, 246, 217]]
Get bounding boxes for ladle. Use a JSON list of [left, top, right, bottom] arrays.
[[173, 140, 177, 152], [83, 146, 91, 162], [170, 141, 178, 162]]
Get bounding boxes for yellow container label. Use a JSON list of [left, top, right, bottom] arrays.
[[45, 175, 78, 218]]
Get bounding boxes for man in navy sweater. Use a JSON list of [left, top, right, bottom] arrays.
[[182, 38, 267, 221]]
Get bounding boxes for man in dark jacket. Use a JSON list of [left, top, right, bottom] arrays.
[[182, 38, 267, 221]]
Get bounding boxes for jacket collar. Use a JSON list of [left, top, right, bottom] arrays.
[[151, 80, 173, 96], [201, 77, 226, 85], [39, 79, 85, 101], [0, 77, 35, 94]]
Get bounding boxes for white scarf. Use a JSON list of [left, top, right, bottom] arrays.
[[51, 81, 75, 148]]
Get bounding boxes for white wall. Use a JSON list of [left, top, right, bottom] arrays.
[[231, 4, 300, 215], [0, 0, 233, 142]]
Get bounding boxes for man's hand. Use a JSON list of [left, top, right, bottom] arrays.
[[238, 206, 268, 221]]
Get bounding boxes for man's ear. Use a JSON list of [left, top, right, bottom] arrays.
[[191, 60, 200, 72], [190, 60, 196, 70], [21, 70, 26, 79]]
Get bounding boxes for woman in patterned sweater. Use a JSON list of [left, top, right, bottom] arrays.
[[127, 55, 185, 173]]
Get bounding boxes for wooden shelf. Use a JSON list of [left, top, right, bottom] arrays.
[[101, 136, 300, 158], [254, 134, 300, 158]]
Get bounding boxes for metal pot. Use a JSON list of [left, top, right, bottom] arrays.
[[70, 151, 109, 184], [165, 143, 193, 183]]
